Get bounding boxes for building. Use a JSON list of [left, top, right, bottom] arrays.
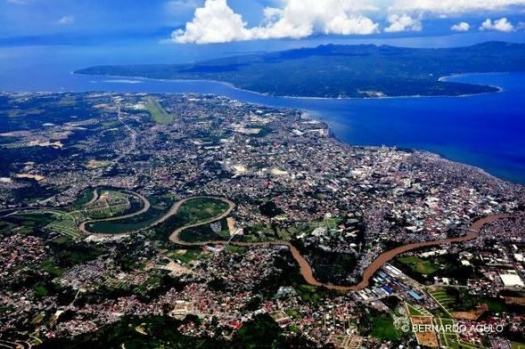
[[500, 273, 525, 288]]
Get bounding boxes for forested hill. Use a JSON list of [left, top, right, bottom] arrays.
[[76, 41, 525, 98]]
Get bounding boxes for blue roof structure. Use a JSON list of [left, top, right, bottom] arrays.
[[408, 290, 423, 301]]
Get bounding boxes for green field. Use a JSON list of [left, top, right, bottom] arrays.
[[1, 212, 55, 235], [42, 210, 82, 239], [0, 219, 19, 235], [144, 97, 174, 124], [178, 198, 230, 221], [225, 245, 248, 254], [433, 318, 461, 349], [3, 210, 82, 239], [512, 341, 525, 349], [86, 194, 178, 234], [429, 290, 454, 303], [167, 248, 205, 265], [428, 289, 456, 317], [72, 188, 96, 208], [46, 217, 82, 239], [406, 303, 425, 316], [81, 189, 143, 220], [397, 255, 439, 275], [161, 198, 231, 241], [86, 196, 229, 237], [294, 284, 328, 305], [429, 288, 516, 319], [370, 314, 401, 341]]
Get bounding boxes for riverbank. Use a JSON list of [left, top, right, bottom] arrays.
[[79, 190, 151, 236], [76, 192, 506, 291], [165, 197, 510, 292]]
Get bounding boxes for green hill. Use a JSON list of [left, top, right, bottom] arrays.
[[76, 41, 525, 98]]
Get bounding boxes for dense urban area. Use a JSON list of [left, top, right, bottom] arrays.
[[0, 92, 524, 349]]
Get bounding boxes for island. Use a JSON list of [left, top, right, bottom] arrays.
[[75, 41, 525, 98]]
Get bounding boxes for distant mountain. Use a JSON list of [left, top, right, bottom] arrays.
[[76, 42, 525, 98]]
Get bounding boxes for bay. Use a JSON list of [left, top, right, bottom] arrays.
[[0, 45, 524, 184]]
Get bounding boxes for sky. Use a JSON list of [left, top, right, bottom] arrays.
[[1, 0, 525, 47]]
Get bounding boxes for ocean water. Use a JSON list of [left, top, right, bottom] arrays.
[[0, 45, 524, 184]]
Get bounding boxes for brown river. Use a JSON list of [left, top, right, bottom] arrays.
[[166, 197, 509, 291], [79, 194, 509, 291]]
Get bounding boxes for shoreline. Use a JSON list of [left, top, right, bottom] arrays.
[[73, 71, 506, 101], [438, 73, 505, 95], [3, 77, 523, 185]]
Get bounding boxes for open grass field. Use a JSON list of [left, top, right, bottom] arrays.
[[397, 255, 439, 275], [512, 342, 525, 349], [406, 303, 425, 316], [0, 219, 19, 235], [2, 212, 55, 233], [144, 97, 174, 124], [167, 248, 205, 265], [72, 188, 96, 208], [83, 189, 142, 219], [171, 198, 232, 242], [42, 209, 83, 239], [433, 317, 461, 349], [370, 314, 402, 341], [86, 193, 177, 234], [428, 289, 455, 312], [7, 210, 82, 239], [46, 218, 82, 239], [2, 210, 82, 239], [178, 198, 230, 221]]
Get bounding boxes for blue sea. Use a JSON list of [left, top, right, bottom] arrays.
[[1, 43, 524, 184]]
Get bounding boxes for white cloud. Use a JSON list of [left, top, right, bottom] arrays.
[[172, 0, 379, 44], [391, 0, 525, 15], [451, 21, 470, 32], [173, 0, 252, 43], [257, 0, 380, 37], [171, 0, 525, 43], [384, 14, 422, 32], [56, 15, 75, 25], [479, 17, 515, 32]]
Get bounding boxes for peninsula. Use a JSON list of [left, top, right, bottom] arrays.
[[75, 41, 525, 98]]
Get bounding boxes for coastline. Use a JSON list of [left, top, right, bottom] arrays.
[[7, 71, 525, 186], [414, 150, 515, 186], [438, 72, 506, 95], [73, 71, 505, 101]]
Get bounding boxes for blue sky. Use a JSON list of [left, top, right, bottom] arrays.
[[1, 0, 525, 46]]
